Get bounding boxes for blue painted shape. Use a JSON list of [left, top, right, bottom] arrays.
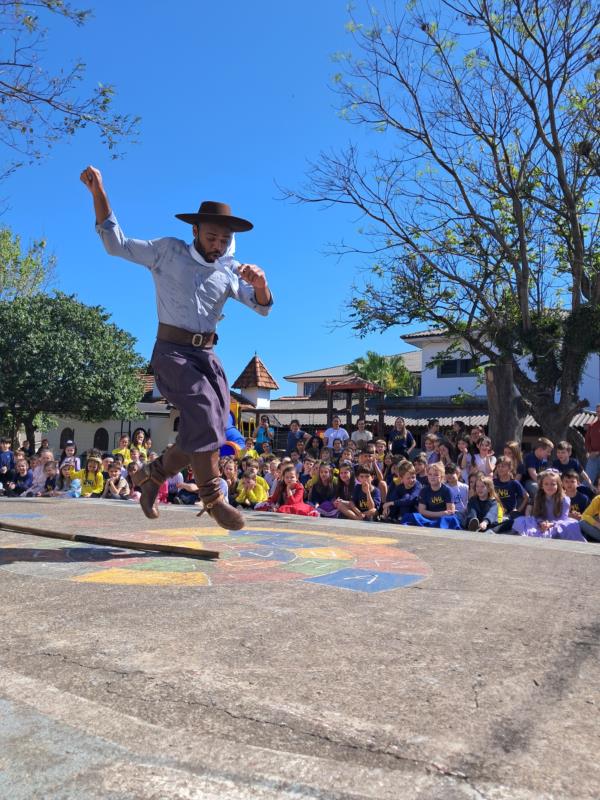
[[305, 568, 426, 593], [0, 513, 44, 519], [233, 545, 296, 563]]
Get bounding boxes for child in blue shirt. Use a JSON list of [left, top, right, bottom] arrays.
[[350, 465, 381, 521], [381, 461, 421, 522], [401, 462, 462, 529]]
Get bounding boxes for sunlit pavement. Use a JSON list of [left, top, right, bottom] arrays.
[[0, 497, 598, 799]]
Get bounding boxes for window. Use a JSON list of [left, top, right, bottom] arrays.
[[93, 427, 109, 451], [303, 381, 320, 396], [437, 358, 475, 378], [59, 427, 74, 448]]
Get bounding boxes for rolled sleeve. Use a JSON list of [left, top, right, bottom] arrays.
[[227, 264, 274, 316], [96, 211, 159, 269]]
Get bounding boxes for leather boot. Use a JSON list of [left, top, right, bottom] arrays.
[[133, 444, 190, 520], [191, 450, 244, 531]]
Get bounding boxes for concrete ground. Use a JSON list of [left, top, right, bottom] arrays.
[[0, 496, 598, 800]]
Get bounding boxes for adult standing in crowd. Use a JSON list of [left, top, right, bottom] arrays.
[[286, 419, 310, 455], [255, 415, 275, 450], [81, 165, 273, 530], [584, 404, 600, 485], [323, 416, 349, 449], [351, 417, 373, 448], [387, 417, 416, 458]]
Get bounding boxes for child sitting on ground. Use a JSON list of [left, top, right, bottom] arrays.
[[473, 437, 496, 477], [552, 441, 595, 496], [561, 470, 590, 519], [308, 462, 338, 517], [235, 470, 268, 508], [493, 456, 529, 533], [381, 460, 422, 522], [268, 464, 319, 517], [443, 463, 469, 525], [101, 462, 131, 500], [70, 451, 104, 498], [512, 469, 585, 541], [40, 460, 59, 496], [401, 462, 462, 529], [333, 460, 361, 520], [523, 438, 554, 498], [465, 475, 502, 532], [349, 465, 381, 521]]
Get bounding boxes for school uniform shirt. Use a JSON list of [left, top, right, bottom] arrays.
[[524, 452, 549, 477], [581, 494, 600, 526], [13, 470, 33, 494], [552, 457, 583, 476], [235, 483, 268, 505], [566, 490, 590, 515], [43, 476, 56, 493], [352, 484, 382, 512], [387, 481, 422, 515], [112, 447, 132, 466], [494, 479, 526, 513], [0, 450, 15, 471], [71, 469, 104, 496], [419, 484, 452, 512], [387, 430, 415, 457]]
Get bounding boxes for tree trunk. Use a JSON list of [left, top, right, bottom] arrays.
[[24, 416, 37, 452], [485, 363, 528, 452]]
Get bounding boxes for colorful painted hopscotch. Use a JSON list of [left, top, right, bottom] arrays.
[[0, 516, 431, 593]]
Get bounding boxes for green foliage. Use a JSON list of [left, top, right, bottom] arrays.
[[0, 293, 144, 431], [0, 227, 55, 302], [349, 350, 418, 396]]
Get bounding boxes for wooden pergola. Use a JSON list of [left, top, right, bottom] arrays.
[[312, 376, 386, 430]]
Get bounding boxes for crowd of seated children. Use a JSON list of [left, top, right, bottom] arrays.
[[1, 421, 599, 545]]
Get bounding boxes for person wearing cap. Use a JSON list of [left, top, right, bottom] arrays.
[[80, 165, 273, 530]]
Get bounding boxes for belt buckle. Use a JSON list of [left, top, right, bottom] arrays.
[[191, 333, 205, 348]]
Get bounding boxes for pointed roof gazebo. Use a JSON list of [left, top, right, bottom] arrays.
[[232, 355, 279, 414], [310, 375, 385, 430]]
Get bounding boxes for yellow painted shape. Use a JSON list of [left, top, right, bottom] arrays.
[[291, 547, 353, 561], [149, 528, 227, 538], [246, 527, 397, 546], [73, 568, 210, 586], [327, 534, 398, 545]]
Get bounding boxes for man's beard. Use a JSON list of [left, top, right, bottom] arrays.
[[194, 237, 219, 263]]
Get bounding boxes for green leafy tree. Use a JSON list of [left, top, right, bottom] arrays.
[[0, 292, 144, 444], [349, 351, 417, 396], [0, 1, 139, 177], [0, 227, 55, 301], [287, 0, 600, 453]]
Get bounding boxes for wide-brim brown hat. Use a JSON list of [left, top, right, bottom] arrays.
[[175, 200, 253, 232]]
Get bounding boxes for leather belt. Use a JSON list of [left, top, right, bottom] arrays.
[[157, 323, 218, 349]]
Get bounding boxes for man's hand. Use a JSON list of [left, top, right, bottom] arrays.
[[80, 164, 111, 224], [80, 165, 104, 195], [238, 263, 267, 289]]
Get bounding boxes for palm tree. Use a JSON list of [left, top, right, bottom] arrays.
[[349, 351, 417, 397]]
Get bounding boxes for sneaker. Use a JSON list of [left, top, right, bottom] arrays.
[[467, 518, 480, 531]]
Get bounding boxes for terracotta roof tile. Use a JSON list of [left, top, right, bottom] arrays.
[[232, 356, 279, 390]]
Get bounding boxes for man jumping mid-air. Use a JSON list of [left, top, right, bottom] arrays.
[[80, 165, 273, 530]]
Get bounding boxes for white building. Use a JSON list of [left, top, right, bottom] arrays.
[[401, 328, 600, 409]]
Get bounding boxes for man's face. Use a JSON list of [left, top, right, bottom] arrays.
[[291, 422, 299, 432], [194, 222, 233, 262], [332, 418, 340, 429]]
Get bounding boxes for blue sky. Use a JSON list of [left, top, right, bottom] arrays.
[[2, 1, 418, 395]]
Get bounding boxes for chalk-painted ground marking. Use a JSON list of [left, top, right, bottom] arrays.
[[0, 524, 432, 592]]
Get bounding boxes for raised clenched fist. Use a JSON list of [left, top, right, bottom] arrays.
[[80, 165, 103, 194]]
